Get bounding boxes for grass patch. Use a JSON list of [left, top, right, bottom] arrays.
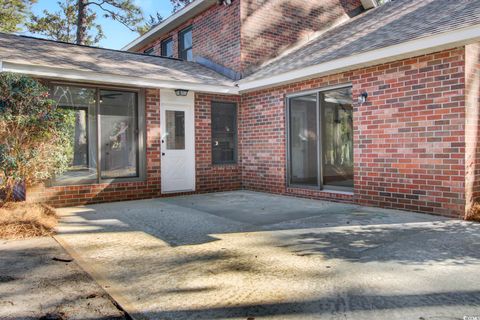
[[0, 202, 58, 239], [466, 202, 480, 222]]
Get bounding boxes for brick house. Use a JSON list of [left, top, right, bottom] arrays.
[[1, 0, 480, 218]]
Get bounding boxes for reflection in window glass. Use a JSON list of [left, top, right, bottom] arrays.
[[53, 86, 97, 183], [161, 38, 174, 58], [100, 90, 139, 179], [322, 87, 353, 188], [166, 110, 185, 150], [179, 26, 193, 61], [289, 94, 318, 186], [212, 102, 237, 164]]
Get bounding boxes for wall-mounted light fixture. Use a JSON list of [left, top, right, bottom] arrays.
[[217, 0, 232, 5], [358, 92, 368, 105], [174, 89, 189, 97]]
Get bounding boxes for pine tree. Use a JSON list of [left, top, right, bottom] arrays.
[[0, 0, 36, 32]]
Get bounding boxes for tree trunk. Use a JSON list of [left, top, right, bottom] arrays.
[[76, 0, 88, 45]]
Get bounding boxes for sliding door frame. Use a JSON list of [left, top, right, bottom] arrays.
[[285, 83, 353, 192], [48, 81, 146, 186]]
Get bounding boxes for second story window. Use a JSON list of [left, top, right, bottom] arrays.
[[161, 38, 174, 58], [179, 26, 193, 61], [143, 47, 154, 55]]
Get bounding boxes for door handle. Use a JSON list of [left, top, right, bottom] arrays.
[[162, 152, 165, 156]]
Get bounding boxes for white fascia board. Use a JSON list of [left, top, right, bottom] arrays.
[[122, 0, 215, 52], [0, 61, 239, 95], [238, 24, 480, 93]]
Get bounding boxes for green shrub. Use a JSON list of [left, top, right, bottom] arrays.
[[0, 73, 70, 201]]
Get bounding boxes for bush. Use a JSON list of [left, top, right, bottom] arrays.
[[0, 73, 70, 201]]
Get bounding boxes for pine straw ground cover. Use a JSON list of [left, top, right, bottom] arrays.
[[467, 202, 480, 222], [0, 202, 58, 239]]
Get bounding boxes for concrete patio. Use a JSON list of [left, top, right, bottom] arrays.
[[55, 191, 480, 320]]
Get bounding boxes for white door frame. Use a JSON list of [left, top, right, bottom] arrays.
[[160, 89, 196, 193]]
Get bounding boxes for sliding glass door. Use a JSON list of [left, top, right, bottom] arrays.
[[52, 84, 143, 185], [287, 86, 353, 191]]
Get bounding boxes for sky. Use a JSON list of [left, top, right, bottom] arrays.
[[27, 0, 175, 49]]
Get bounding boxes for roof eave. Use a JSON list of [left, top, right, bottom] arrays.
[[237, 24, 480, 93], [0, 61, 239, 95], [122, 0, 217, 52]]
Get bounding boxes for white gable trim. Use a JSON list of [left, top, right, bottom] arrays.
[[237, 24, 480, 93], [0, 61, 239, 95]]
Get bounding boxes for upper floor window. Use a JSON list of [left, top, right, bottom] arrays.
[[179, 26, 193, 61], [161, 37, 174, 58], [143, 47, 154, 55]]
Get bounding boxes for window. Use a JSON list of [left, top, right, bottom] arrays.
[[178, 26, 193, 61], [165, 110, 185, 149], [99, 90, 139, 179], [161, 38, 174, 58], [212, 102, 237, 164], [287, 86, 353, 191], [52, 85, 144, 185], [143, 47, 154, 55]]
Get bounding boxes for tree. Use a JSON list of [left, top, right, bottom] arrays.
[[137, 12, 163, 35], [75, 0, 142, 45], [0, 0, 36, 33], [170, 0, 192, 12], [0, 73, 70, 202], [27, 0, 103, 45], [27, 0, 143, 45]]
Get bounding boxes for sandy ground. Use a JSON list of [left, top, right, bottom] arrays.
[[0, 236, 128, 320], [54, 191, 480, 320]]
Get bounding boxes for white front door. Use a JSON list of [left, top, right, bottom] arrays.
[[160, 90, 195, 193]]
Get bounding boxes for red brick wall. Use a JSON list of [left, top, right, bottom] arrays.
[[27, 89, 243, 207], [465, 43, 480, 216], [138, 1, 241, 73], [138, 0, 362, 76], [28, 89, 163, 207], [240, 0, 363, 75], [240, 47, 467, 217], [195, 93, 242, 191]]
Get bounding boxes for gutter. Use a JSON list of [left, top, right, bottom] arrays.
[[0, 61, 240, 95], [237, 24, 480, 93]]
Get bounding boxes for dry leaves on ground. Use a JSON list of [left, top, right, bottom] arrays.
[[466, 202, 480, 222], [0, 202, 58, 239]]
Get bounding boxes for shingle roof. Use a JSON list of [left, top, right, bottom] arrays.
[[0, 32, 234, 87], [242, 0, 480, 82]]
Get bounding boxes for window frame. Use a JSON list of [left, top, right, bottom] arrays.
[[211, 101, 238, 165], [178, 26, 193, 61], [160, 37, 174, 58], [285, 83, 353, 193], [143, 47, 155, 55], [48, 82, 146, 186]]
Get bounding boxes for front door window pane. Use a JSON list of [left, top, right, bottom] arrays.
[[100, 90, 139, 179], [322, 87, 353, 188], [289, 94, 318, 186], [166, 110, 185, 150], [53, 86, 97, 183]]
